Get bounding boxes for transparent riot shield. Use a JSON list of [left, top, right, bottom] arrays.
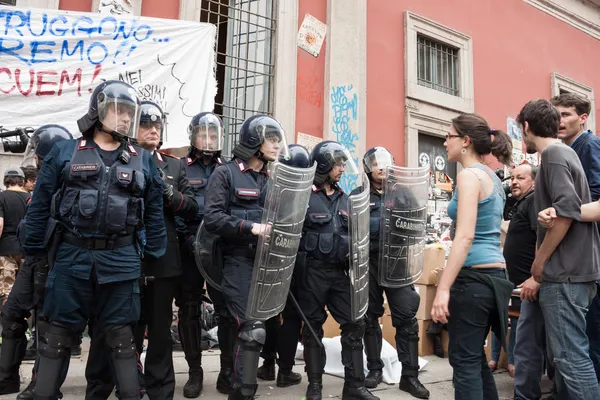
[[246, 161, 316, 321], [348, 174, 371, 322], [378, 165, 429, 287], [194, 220, 223, 290]]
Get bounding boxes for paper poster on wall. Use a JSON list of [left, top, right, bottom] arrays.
[[0, 6, 217, 149], [297, 14, 327, 57], [297, 132, 323, 153]]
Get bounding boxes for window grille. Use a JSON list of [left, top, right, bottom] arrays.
[[417, 35, 459, 96], [0, 0, 16, 5], [200, 0, 276, 155]]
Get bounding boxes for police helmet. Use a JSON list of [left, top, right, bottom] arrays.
[[30, 124, 73, 161], [232, 115, 289, 161], [140, 101, 165, 148], [279, 144, 310, 168], [77, 80, 141, 141], [363, 146, 395, 174], [310, 141, 358, 185], [188, 112, 224, 155]]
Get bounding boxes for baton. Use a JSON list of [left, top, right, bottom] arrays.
[[287, 291, 325, 350]]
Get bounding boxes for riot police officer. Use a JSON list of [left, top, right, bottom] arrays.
[[0, 125, 73, 399], [298, 141, 378, 400], [86, 101, 199, 399], [203, 115, 287, 400], [26, 80, 166, 400], [256, 144, 307, 387], [354, 147, 429, 399], [174, 112, 228, 397]]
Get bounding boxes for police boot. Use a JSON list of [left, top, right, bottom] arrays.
[[304, 344, 323, 400], [216, 314, 236, 394], [256, 358, 275, 381], [398, 339, 429, 399], [340, 344, 379, 400], [179, 303, 203, 398], [32, 322, 74, 400], [105, 325, 140, 400], [276, 368, 302, 387], [0, 316, 28, 395], [16, 375, 35, 400], [363, 325, 383, 389]]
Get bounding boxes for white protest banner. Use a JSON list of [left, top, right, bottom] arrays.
[[0, 6, 217, 149]]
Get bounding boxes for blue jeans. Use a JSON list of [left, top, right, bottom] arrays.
[[491, 316, 517, 365], [586, 288, 600, 381], [448, 268, 508, 400], [539, 281, 600, 400]]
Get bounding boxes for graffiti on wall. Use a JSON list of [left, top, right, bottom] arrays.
[[331, 84, 359, 193]]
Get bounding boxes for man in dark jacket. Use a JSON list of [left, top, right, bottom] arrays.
[[134, 101, 198, 398], [551, 92, 600, 382]]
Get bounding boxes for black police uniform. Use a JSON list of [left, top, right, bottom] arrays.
[[174, 152, 226, 396], [353, 179, 429, 399], [135, 150, 198, 398], [298, 184, 368, 387], [27, 138, 166, 400], [203, 158, 268, 398]]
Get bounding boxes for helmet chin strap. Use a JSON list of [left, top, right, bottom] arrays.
[[96, 121, 127, 143]]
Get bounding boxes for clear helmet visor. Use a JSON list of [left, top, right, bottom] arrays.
[[324, 146, 359, 176], [98, 97, 141, 140], [364, 148, 394, 173], [190, 116, 224, 152], [258, 122, 290, 162], [139, 106, 165, 142]]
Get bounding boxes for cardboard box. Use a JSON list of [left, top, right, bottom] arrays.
[[416, 245, 446, 285], [383, 317, 449, 356], [323, 311, 339, 338], [414, 284, 437, 320]]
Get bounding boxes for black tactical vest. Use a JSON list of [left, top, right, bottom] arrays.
[[183, 156, 222, 228], [53, 139, 145, 238], [223, 159, 267, 248], [300, 187, 350, 265]]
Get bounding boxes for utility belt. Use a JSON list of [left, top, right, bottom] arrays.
[[63, 232, 134, 250]]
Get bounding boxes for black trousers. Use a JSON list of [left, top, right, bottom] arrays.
[[297, 265, 365, 385], [135, 276, 178, 400], [364, 264, 420, 376]]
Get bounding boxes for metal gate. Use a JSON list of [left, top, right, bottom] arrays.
[[199, 0, 277, 155]]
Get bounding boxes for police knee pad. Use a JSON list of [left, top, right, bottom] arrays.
[[340, 321, 366, 342], [105, 325, 137, 359], [302, 323, 324, 348], [39, 322, 76, 360], [238, 320, 266, 351], [0, 314, 27, 339], [364, 315, 380, 330], [396, 318, 419, 341]]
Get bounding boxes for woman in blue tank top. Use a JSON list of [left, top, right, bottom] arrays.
[[430, 113, 514, 400]]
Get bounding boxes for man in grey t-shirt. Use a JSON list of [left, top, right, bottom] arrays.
[[517, 99, 600, 400]]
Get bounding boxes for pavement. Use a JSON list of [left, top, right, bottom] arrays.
[[0, 337, 554, 399]]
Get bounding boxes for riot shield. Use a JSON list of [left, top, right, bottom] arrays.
[[348, 175, 371, 322], [194, 220, 223, 290], [246, 161, 316, 321], [378, 165, 429, 287]]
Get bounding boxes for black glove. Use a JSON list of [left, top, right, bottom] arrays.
[[31, 258, 49, 308]]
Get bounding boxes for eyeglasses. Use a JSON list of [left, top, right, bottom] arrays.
[[445, 134, 462, 140]]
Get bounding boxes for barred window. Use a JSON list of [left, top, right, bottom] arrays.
[[417, 35, 459, 96], [0, 0, 16, 5], [200, 0, 276, 155]]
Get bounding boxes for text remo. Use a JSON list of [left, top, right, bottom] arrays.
[[0, 9, 155, 66]]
